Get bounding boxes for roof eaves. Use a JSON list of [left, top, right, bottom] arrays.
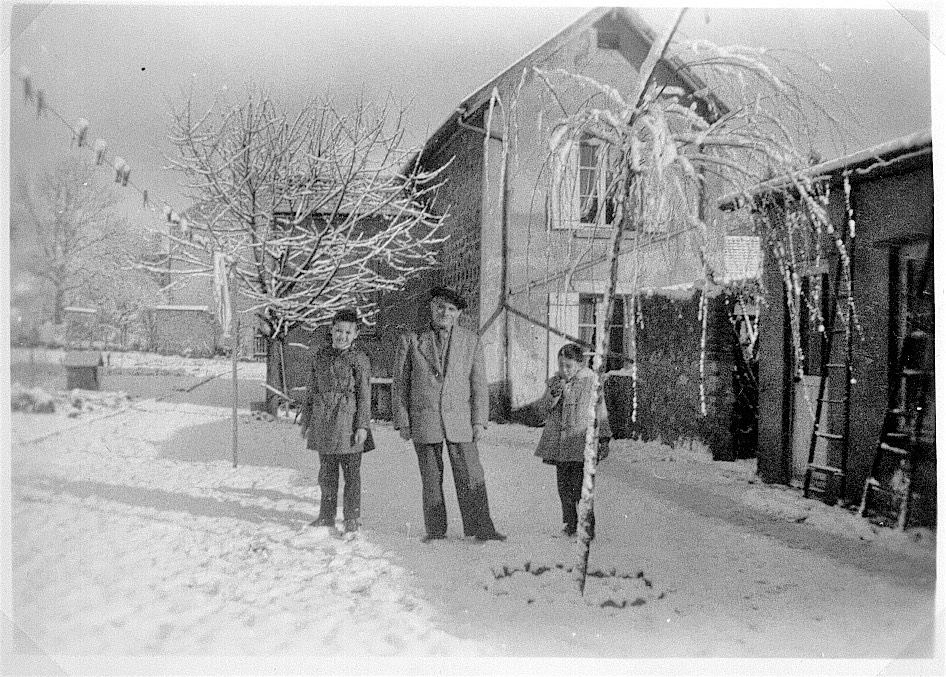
[[404, 7, 610, 173], [717, 129, 933, 211]]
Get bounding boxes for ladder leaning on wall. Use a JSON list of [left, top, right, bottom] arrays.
[[802, 218, 856, 505], [859, 241, 934, 529]]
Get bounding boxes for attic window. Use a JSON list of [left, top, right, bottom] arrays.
[[597, 30, 620, 50]]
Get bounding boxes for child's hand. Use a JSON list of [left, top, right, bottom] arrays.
[[354, 428, 368, 446], [549, 377, 565, 397]]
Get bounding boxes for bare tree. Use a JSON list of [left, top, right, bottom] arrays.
[[160, 87, 448, 398], [15, 157, 125, 324], [539, 10, 848, 592], [79, 229, 164, 348]]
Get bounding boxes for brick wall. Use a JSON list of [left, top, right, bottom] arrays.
[[375, 123, 485, 373]]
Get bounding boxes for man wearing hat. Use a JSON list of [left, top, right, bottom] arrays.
[[393, 285, 506, 542]]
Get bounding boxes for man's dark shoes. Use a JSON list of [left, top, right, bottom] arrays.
[[420, 534, 446, 543], [474, 531, 507, 542], [309, 517, 335, 529], [343, 520, 359, 534]]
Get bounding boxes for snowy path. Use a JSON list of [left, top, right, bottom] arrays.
[[357, 425, 936, 659], [10, 401, 480, 657]]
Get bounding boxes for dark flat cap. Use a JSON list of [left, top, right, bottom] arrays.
[[429, 285, 467, 310], [332, 308, 360, 325]]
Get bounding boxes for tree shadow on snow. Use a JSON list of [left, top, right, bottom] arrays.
[[158, 415, 312, 472], [31, 476, 318, 527]]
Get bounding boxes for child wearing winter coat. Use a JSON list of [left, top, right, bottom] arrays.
[[300, 309, 375, 534], [534, 343, 611, 537]]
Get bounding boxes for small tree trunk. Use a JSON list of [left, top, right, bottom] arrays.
[[574, 179, 636, 595], [52, 288, 64, 325], [264, 334, 289, 414]]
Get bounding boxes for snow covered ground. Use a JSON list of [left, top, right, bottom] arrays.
[[6, 352, 938, 671], [622, 438, 936, 555], [10, 399, 480, 660]]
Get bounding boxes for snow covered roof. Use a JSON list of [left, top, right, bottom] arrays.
[[718, 129, 933, 211], [62, 350, 104, 368]]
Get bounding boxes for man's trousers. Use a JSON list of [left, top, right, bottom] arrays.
[[413, 441, 498, 538]]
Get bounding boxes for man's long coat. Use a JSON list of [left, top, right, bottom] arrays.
[[393, 326, 488, 444]]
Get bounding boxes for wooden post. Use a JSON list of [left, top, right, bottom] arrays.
[[230, 271, 239, 468]]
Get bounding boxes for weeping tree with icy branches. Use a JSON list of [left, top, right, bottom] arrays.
[[159, 87, 447, 399], [539, 10, 849, 593]]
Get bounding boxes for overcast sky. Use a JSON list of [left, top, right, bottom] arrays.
[[7, 2, 938, 231]]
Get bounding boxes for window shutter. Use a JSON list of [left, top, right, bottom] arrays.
[[547, 291, 580, 377], [549, 136, 578, 230]]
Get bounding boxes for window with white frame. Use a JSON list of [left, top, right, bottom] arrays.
[[577, 140, 617, 227], [578, 294, 598, 354], [577, 293, 626, 371], [550, 135, 624, 232]]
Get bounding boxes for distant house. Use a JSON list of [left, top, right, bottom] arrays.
[[374, 7, 762, 458], [142, 217, 258, 358], [148, 305, 218, 357], [750, 131, 934, 525]]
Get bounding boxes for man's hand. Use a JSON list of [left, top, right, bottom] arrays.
[[473, 424, 485, 442], [398, 426, 412, 441], [299, 427, 308, 439], [354, 428, 368, 446]]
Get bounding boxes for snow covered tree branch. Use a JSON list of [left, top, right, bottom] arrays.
[[160, 88, 449, 347], [537, 12, 850, 593]]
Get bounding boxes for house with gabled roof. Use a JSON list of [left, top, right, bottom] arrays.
[[377, 6, 759, 458]]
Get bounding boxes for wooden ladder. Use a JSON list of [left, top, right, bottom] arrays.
[[803, 238, 856, 505], [859, 242, 934, 529]]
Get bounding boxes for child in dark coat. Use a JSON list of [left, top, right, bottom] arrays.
[[534, 343, 611, 537], [300, 309, 375, 534]]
